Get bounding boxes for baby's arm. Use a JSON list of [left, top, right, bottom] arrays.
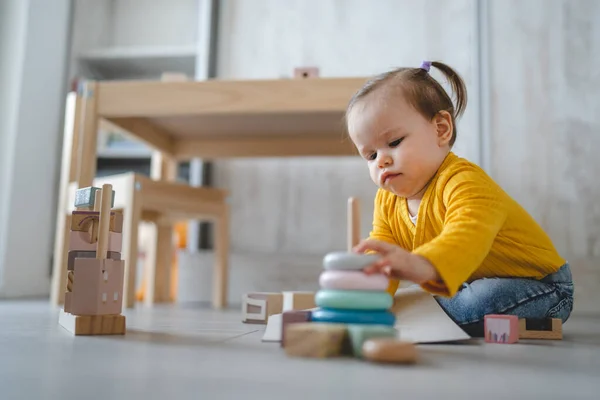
[[413, 171, 508, 297], [367, 189, 402, 295]]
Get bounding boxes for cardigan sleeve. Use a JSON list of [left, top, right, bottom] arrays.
[[413, 171, 508, 297], [368, 189, 401, 296]]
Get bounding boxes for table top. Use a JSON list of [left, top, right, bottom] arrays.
[[94, 77, 369, 158]]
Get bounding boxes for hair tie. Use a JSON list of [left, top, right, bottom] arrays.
[[420, 61, 432, 72]]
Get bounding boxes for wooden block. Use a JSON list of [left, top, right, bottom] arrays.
[[70, 258, 125, 316], [71, 210, 123, 233], [242, 292, 283, 324], [518, 318, 562, 340], [64, 292, 72, 313], [484, 314, 519, 344], [293, 66, 319, 78], [280, 310, 312, 347], [284, 323, 349, 358], [59, 310, 126, 335], [68, 230, 122, 253], [75, 186, 115, 209], [362, 339, 418, 364], [67, 250, 120, 270], [282, 291, 315, 311]]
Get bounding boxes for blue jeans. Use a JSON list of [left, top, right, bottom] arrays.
[[435, 263, 574, 337]]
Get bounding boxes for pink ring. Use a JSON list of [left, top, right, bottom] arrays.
[[319, 270, 389, 291]]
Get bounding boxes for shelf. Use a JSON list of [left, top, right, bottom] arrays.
[[77, 45, 197, 80]]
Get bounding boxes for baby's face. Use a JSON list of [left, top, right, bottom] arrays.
[[347, 92, 451, 199]]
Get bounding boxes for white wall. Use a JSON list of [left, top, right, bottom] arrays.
[[0, 0, 72, 297], [215, 0, 480, 255], [487, 0, 600, 313]]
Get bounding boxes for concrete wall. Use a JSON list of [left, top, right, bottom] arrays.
[[215, 0, 480, 255], [0, 0, 30, 291], [488, 0, 600, 313], [0, 0, 71, 297]]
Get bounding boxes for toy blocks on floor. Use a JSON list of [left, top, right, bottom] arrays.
[[58, 184, 126, 336], [242, 292, 283, 324], [484, 314, 519, 344], [278, 197, 418, 365], [518, 318, 562, 340]]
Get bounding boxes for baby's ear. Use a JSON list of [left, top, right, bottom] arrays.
[[433, 111, 453, 146]]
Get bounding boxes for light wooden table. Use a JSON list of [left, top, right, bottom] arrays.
[[64, 76, 366, 308], [76, 76, 367, 186]]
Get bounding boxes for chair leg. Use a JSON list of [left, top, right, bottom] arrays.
[[144, 222, 173, 306], [213, 205, 229, 309]]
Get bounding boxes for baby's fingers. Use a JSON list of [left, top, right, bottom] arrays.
[[362, 258, 391, 275]]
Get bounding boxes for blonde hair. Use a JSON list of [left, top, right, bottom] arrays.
[[346, 61, 467, 146]]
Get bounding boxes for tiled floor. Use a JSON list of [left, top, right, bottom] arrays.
[[0, 300, 598, 400]]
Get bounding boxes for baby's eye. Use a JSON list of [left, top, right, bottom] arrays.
[[389, 138, 404, 147], [367, 152, 377, 161]]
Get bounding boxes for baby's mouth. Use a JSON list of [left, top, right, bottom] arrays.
[[382, 173, 401, 185]]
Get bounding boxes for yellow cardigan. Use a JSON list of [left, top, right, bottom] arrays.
[[371, 152, 565, 298]]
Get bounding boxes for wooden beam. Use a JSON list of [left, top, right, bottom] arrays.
[[95, 78, 367, 118], [105, 117, 176, 157], [172, 135, 359, 160]]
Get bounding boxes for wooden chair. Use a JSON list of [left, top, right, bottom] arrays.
[[50, 89, 230, 310]]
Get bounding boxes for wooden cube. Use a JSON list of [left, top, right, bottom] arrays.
[[518, 318, 562, 340], [70, 258, 125, 316], [280, 310, 312, 347], [484, 314, 519, 344], [242, 292, 283, 324], [68, 230, 122, 252], [284, 323, 349, 358], [71, 210, 123, 233], [59, 310, 126, 335], [67, 250, 120, 270]]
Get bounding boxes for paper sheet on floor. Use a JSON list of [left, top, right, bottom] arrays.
[[261, 285, 471, 343]]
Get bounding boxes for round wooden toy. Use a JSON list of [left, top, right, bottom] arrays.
[[311, 308, 396, 326], [362, 338, 418, 364], [322, 251, 380, 271], [315, 290, 392, 311], [319, 270, 389, 291]]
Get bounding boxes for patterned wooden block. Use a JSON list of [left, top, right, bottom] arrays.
[[284, 323, 350, 358], [75, 186, 115, 209], [67, 250, 120, 270], [71, 210, 123, 234], [484, 314, 519, 344], [518, 318, 562, 340], [242, 292, 283, 324], [280, 310, 312, 347], [68, 230, 122, 252], [70, 258, 125, 316], [58, 310, 126, 335]]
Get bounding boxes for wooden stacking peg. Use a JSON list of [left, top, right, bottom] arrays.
[[96, 184, 113, 260], [347, 197, 360, 251]]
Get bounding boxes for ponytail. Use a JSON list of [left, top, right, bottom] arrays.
[[346, 60, 468, 146]]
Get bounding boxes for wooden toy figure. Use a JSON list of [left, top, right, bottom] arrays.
[[58, 184, 126, 335]]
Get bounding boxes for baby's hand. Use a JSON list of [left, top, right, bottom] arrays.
[[352, 239, 440, 284]]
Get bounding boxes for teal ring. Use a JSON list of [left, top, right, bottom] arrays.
[[315, 289, 392, 310]]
